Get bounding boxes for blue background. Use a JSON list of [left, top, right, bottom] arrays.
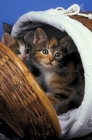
[[0, 0, 92, 39]]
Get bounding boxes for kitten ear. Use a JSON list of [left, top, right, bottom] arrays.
[[24, 31, 34, 46], [60, 36, 77, 54], [3, 22, 12, 34], [33, 28, 47, 44], [60, 36, 72, 52], [2, 33, 14, 47]]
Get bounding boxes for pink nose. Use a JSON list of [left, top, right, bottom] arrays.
[[22, 55, 27, 60]]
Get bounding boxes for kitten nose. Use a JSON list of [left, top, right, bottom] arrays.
[[49, 57, 54, 62], [22, 55, 27, 60]]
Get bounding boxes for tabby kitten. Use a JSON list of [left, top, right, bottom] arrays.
[[25, 28, 85, 115], [2, 32, 31, 62]]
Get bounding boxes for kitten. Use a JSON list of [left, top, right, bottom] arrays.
[[2, 32, 41, 79], [27, 28, 84, 115], [2, 32, 31, 62]]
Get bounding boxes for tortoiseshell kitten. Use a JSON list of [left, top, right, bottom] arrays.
[[26, 28, 85, 115]]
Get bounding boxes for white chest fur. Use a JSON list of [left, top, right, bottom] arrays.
[[43, 68, 55, 84]]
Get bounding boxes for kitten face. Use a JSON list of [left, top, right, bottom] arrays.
[[33, 38, 62, 69], [2, 33, 31, 62], [32, 28, 69, 70], [10, 39, 31, 62]]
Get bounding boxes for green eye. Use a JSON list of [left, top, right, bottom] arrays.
[[42, 49, 49, 55], [55, 52, 61, 58], [14, 50, 20, 54]]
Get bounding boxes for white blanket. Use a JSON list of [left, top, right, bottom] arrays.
[[11, 5, 92, 139]]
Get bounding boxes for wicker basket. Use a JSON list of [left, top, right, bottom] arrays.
[[0, 11, 92, 140]]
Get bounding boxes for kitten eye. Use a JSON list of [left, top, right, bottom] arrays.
[[14, 50, 20, 54], [42, 49, 49, 55], [55, 52, 61, 58], [54, 93, 69, 100], [25, 49, 30, 54]]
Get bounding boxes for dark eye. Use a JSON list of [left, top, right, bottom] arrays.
[[42, 49, 49, 55], [14, 50, 20, 54], [55, 52, 61, 58], [25, 49, 30, 54], [54, 93, 69, 100]]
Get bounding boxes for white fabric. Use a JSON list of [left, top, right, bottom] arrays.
[[55, 4, 92, 19], [50, 4, 80, 16], [11, 5, 92, 139]]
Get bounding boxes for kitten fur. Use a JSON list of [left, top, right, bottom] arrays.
[[27, 28, 84, 115]]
